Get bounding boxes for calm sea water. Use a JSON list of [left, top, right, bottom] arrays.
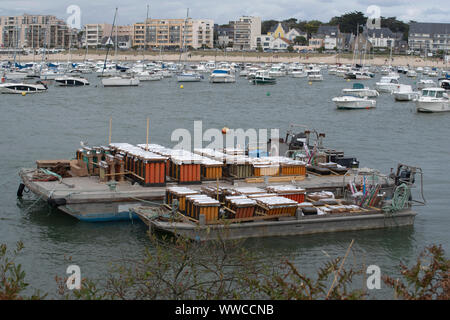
[[1, 69, 449, 299]]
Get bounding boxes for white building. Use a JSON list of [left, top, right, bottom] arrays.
[[366, 27, 396, 48], [285, 28, 308, 42], [191, 19, 214, 49], [256, 34, 291, 51], [233, 16, 261, 50]]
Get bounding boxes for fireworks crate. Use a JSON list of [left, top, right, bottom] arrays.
[[193, 198, 221, 223], [255, 196, 299, 217], [185, 195, 211, 219], [227, 197, 257, 219], [201, 186, 228, 203], [232, 187, 266, 196], [266, 185, 306, 203], [201, 159, 224, 180], [165, 187, 200, 213], [280, 160, 306, 176], [253, 164, 280, 177], [185, 195, 220, 223], [224, 195, 248, 208]]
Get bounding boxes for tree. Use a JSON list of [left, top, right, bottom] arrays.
[[294, 36, 308, 46], [287, 45, 294, 52], [261, 20, 279, 34], [329, 11, 367, 34]]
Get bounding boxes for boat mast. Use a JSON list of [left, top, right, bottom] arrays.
[[178, 8, 189, 69], [102, 7, 118, 77], [143, 4, 149, 62]]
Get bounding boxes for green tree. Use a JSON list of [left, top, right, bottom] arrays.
[[329, 11, 367, 34], [294, 36, 308, 46], [287, 45, 294, 52]]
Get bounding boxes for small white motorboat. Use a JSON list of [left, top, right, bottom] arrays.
[[136, 71, 162, 81], [332, 96, 376, 110], [416, 88, 450, 113], [102, 76, 140, 87], [0, 82, 48, 94], [307, 69, 323, 81], [417, 79, 436, 90], [209, 69, 236, 83], [375, 76, 400, 93], [55, 76, 90, 86], [342, 83, 379, 98], [177, 72, 203, 82], [394, 85, 418, 101]]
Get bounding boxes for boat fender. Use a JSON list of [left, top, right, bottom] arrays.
[[47, 198, 66, 208], [17, 183, 26, 197]]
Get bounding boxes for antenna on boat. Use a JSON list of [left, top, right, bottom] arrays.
[[143, 4, 149, 62]]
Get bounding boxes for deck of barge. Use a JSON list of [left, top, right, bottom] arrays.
[[19, 168, 390, 205]]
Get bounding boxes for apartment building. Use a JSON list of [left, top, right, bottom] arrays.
[[133, 18, 213, 49], [84, 24, 132, 47], [408, 22, 450, 53], [232, 16, 261, 50], [0, 14, 77, 49]]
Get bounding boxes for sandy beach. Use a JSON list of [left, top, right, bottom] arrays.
[[1, 51, 448, 68]]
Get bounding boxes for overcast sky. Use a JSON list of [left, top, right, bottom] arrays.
[[0, 0, 448, 26]]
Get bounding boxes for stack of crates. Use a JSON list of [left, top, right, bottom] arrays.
[[165, 187, 199, 214], [185, 194, 220, 223], [170, 153, 202, 184], [110, 143, 167, 186], [227, 156, 253, 179], [279, 159, 306, 176], [226, 196, 257, 219], [252, 158, 280, 177], [266, 185, 306, 203], [255, 196, 299, 217], [201, 158, 224, 180]]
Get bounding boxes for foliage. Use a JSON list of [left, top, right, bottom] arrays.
[[294, 36, 308, 46], [329, 11, 367, 34], [287, 45, 294, 53], [383, 245, 450, 300], [0, 242, 46, 300]]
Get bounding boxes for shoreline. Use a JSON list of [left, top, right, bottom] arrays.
[[1, 52, 448, 68]]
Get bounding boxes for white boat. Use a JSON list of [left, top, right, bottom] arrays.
[[4, 71, 29, 80], [375, 76, 400, 93], [40, 70, 64, 80], [209, 69, 236, 83], [268, 66, 285, 77], [394, 85, 418, 101], [102, 76, 140, 87], [55, 76, 90, 86], [407, 70, 417, 77], [177, 72, 203, 82], [307, 69, 323, 81], [416, 88, 449, 113], [417, 79, 436, 90], [0, 82, 48, 94], [342, 83, 379, 98], [332, 96, 376, 110], [136, 71, 162, 81]]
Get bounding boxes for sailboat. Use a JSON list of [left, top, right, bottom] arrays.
[[102, 8, 140, 87], [177, 9, 203, 82]]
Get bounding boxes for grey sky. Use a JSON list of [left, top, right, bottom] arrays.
[[0, 0, 448, 26]]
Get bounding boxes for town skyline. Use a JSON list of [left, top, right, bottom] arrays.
[[0, 0, 448, 26]]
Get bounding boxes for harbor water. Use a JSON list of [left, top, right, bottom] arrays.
[[1, 71, 449, 298]]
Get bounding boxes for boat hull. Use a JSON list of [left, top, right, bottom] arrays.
[[143, 210, 416, 241], [416, 101, 450, 112]]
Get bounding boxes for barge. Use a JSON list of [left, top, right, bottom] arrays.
[[17, 127, 424, 234]]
